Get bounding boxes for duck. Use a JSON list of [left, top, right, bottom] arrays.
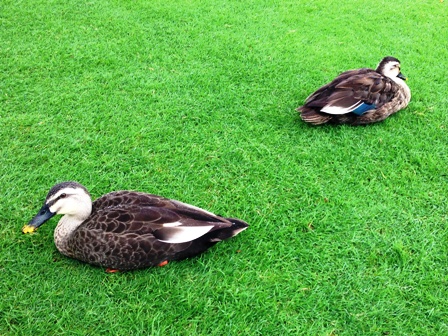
[[297, 56, 411, 125], [22, 181, 249, 271]]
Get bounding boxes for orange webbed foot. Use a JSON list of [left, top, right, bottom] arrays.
[[106, 268, 120, 273], [158, 260, 169, 267]]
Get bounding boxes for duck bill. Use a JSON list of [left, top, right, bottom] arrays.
[[397, 72, 407, 81], [22, 204, 56, 234]]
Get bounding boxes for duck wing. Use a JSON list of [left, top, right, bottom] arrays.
[[305, 69, 399, 115], [304, 69, 369, 104], [82, 203, 233, 243], [94, 191, 219, 217]]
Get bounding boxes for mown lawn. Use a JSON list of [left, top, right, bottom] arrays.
[[1, 0, 448, 334]]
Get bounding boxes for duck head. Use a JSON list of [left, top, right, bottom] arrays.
[[22, 181, 92, 233], [376, 56, 407, 81]]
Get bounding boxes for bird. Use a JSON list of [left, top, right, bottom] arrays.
[[297, 56, 411, 125], [22, 181, 249, 271]]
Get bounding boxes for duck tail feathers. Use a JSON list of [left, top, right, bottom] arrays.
[[210, 218, 248, 242], [227, 218, 249, 234], [298, 106, 331, 125]]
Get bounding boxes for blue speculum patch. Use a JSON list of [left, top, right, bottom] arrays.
[[352, 103, 376, 115]]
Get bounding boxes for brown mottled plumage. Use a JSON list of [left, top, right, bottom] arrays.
[[297, 56, 411, 125], [22, 182, 248, 271]]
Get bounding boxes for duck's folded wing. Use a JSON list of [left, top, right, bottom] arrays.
[[80, 206, 232, 244], [93, 192, 225, 221], [320, 73, 397, 115], [143, 206, 233, 243], [304, 69, 372, 104]]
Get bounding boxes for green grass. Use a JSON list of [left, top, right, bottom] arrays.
[[1, 0, 448, 334]]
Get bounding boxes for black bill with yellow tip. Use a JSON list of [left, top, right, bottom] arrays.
[[397, 72, 407, 81], [22, 204, 56, 234]]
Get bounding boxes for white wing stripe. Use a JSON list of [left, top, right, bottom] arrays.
[[162, 221, 183, 227], [321, 101, 362, 115], [158, 225, 214, 244]]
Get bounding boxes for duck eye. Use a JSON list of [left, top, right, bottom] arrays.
[[60, 193, 67, 199]]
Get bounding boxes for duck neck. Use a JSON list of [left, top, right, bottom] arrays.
[[392, 77, 411, 103], [54, 205, 91, 256]]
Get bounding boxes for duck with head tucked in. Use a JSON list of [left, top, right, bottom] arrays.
[[22, 181, 249, 271], [297, 56, 411, 125]]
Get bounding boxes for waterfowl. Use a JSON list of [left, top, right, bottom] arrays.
[[297, 56, 411, 125], [22, 181, 249, 271]]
